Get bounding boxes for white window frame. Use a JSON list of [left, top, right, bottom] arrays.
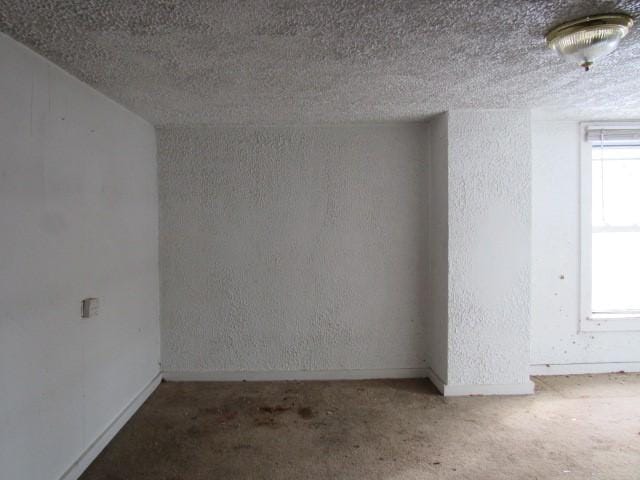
[[580, 121, 640, 332]]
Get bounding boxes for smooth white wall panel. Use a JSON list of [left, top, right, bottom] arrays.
[[0, 34, 160, 479]]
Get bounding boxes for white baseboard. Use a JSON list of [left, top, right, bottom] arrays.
[[425, 367, 446, 394], [442, 380, 535, 396], [59, 372, 162, 480], [165, 368, 534, 396], [162, 368, 429, 382], [426, 368, 534, 396], [530, 362, 640, 376]]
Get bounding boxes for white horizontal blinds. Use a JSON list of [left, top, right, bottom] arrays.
[[589, 127, 640, 313], [586, 127, 640, 146]]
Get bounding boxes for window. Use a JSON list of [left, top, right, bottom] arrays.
[[581, 123, 640, 331]]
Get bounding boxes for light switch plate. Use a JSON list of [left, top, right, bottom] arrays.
[[81, 298, 99, 318]]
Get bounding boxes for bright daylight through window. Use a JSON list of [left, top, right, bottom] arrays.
[[586, 126, 640, 325]]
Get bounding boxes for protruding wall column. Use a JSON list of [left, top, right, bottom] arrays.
[[428, 110, 533, 396], [425, 113, 450, 391]]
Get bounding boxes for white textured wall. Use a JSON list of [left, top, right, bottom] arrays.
[[531, 118, 640, 367], [158, 124, 430, 376], [0, 34, 160, 479], [446, 110, 532, 389], [426, 113, 449, 383]]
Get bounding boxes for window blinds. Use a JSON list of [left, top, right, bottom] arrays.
[[587, 127, 640, 313], [586, 127, 640, 146]]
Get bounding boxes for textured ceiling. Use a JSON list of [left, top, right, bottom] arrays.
[[1, 0, 640, 125]]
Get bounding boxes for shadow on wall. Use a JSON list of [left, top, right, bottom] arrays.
[[157, 123, 431, 375]]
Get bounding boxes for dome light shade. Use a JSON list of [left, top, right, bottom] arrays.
[[546, 14, 633, 71]]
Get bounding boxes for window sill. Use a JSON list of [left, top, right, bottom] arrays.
[[580, 313, 640, 332]]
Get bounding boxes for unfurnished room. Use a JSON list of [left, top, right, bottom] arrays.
[[1, 1, 640, 479]]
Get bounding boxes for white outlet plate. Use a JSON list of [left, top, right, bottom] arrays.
[[81, 298, 99, 318]]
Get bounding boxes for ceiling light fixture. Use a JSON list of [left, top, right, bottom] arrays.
[[545, 13, 633, 71]]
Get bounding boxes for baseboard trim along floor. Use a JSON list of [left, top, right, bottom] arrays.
[[530, 362, 640, 376], [426, 368, 535, 396], [59, 372, 162, 480], [162, 368, 430, 382]]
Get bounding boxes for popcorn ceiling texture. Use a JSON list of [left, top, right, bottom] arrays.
[[158, 124, 430, 373], [446, 110, 532, 388], [1, 0, 640, 125]]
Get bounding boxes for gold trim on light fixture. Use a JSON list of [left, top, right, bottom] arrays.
[[545, 13, 634, 71]]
